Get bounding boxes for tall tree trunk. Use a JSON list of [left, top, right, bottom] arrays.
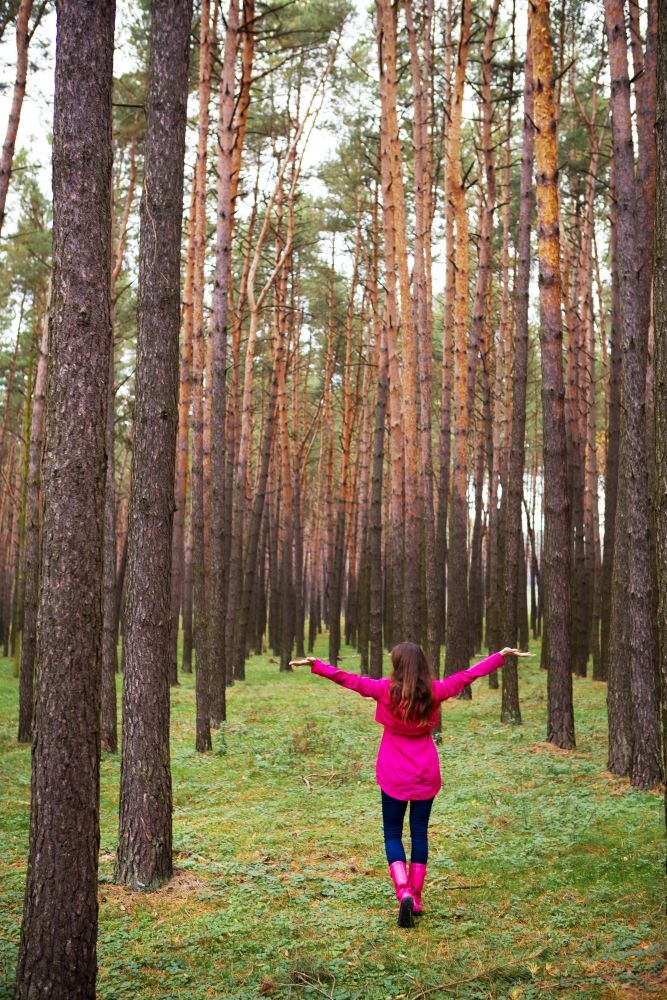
[[529, 0, 574, 749], [468, 0, 500, 662], [17, 303, 48, 743], [0, 321, 21, 475], [208, 0, 242, 724], [102, 126, 138, 752], [4, 443, 20, 660], [405, 0, 439, 670], [436, 0, 455, 651], [0, 0, 33, 238], [654, 0, 667, 820], [370, 305, 388, 678], [501, 26, 534, 724], [14, 3, 114, 994], [604, 0, 661, 787], [0, 439, 18, 656], [169, 178, 196, 686], [375, 28, 404, 648], [115, 0, 192, 888], [232, 313, 281, 678], [191, 0, 213, 748], [328, 208, 361, 664], [445, 0, 472, 681], [182, 508, 194, 673], [600, 159, 621, 682], [377, 0, 420, 639], [100, 343, 119, 753], [12, 350, 34, 676]]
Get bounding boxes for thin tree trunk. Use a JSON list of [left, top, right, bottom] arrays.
[[0, 0, 33, 238], [100, 342, 119, 753], [600, 159, 621, 682], [17, 303, 48, 743], [12, 349, 34, 675], [375, 29, 404, 647], [436, 0, 455, 651], [405, 0, 438, 669], [369, 293, 388, 679], [182, 508, 194, 673], [115, 0, 192, 887], [529, 0, 574, 749], [0, 320, 21, 476], [3, 442, 19, 660], [169, 178, 196, 686], [102, 126, 138, 751], [328, 207, 361, 664], [501, 26, 534, 724], [445, 0, 472, 681], [191, 0, 213, 750], [208, 0, 242, 724], [377, 0, 420, 639]]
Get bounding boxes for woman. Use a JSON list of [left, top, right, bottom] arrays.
[[290, 643, 532, 927]]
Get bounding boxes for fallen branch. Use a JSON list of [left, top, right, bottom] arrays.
[[408, 963, 526, 999]]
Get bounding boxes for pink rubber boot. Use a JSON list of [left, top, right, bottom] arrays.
[[388, 861, 415, 927], [409, 863, 427, 915]]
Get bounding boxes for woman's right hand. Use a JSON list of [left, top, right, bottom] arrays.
[[289, 657, 316, 667], [499, 648, 533, 660]]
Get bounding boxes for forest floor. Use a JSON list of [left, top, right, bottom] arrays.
[[0, 639, 664, 999]]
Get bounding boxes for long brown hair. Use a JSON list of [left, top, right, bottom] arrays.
[[389, 642, 435, 724]]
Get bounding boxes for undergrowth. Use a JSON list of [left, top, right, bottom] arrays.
[[0, 638, 664, 998]]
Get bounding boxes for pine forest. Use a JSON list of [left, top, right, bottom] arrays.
[[0, 0, 665, 996]]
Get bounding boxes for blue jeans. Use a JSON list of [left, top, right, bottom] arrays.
[[381, 790, 434, 865]]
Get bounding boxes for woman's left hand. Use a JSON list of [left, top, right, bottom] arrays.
[[499, 648, 533, 659]]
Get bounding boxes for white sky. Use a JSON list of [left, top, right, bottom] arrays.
[[0, 1, 141, 208]]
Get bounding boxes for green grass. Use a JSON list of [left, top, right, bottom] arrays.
[[0, 639, 664, 999]]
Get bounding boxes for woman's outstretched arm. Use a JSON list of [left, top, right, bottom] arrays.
[[433, 649, 531, 702], [290, 657, 386, 700]]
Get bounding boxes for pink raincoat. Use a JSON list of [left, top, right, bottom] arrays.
[[311, 653, 505, 800]]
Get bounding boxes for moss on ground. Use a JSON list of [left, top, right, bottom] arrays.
[[0, 639, 664, 999]]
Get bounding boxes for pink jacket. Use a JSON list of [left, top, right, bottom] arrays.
[[311, 653, 505, 800]]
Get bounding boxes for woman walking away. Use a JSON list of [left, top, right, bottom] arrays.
[[290, 643, 532, 927]]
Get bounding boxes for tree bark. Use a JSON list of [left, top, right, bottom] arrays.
[[102, 126, 138, 752], [100, 343, 119, 753], [445, 0, 472, 681], [436, 0, 455, 651], [191, 0, 213, 749], [0, 0, 33, 238], [501, 26, 534, 725], [115, 0, 192, 888], [169, 177, 196, 686], [377, 0, 420, 639], [600, 158, 621, 682], [405, 0, 439, 669], [375, 15, 404, 647], [654, 0, 667, 821], [182, 508, 194, 673], [17, 305, 48, 744], [14, 2, 114, 994], [370, 314, 388, 679], [208, 0, 241, 724], [604, 0, 662, 787], [529, 0, 575, 749]]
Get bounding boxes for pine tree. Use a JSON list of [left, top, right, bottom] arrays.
[[14, 3, 115, 992]]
